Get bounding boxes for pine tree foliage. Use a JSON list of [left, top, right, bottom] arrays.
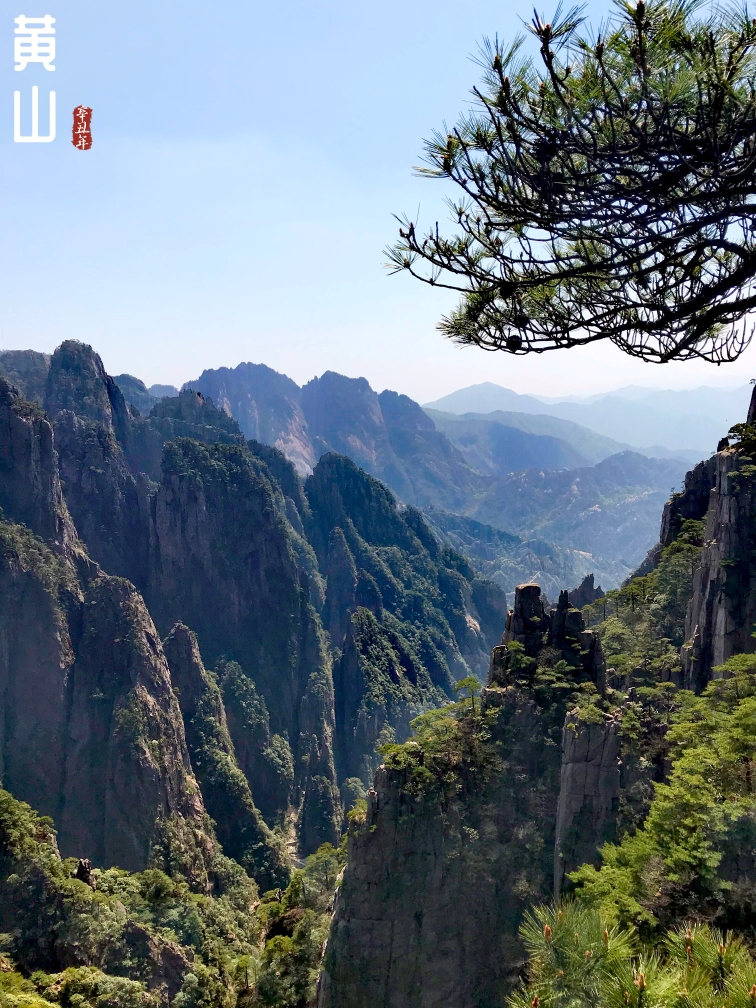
[[510, 903, 756, 1008], [389, 0, 756, 363]]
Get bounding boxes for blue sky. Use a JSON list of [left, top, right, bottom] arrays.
[[2, 0, 755, 400]]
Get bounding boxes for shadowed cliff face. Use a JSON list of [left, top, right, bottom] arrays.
[[1, 341, 519, 878], [0, 377, 75, 547], [376, 390, 482, 511], [37, 344, 255, 589], [0, 378, 218, 886], [148, 437, 341, 855], [0, 350, 51, 405], [625, 391, 756, 689], [319, 582, 626, 1008], [0, 526, 217, 882], [163, 622, 290, 890], [681, 450, 756, 688], [302, 372, 414, 502]]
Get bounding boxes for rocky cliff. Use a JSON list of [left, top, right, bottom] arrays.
[[162, 622, 289, 889], [681, 448, 756, 688], [320, 581, 625, 1007], [318, 688, 562, 1008], [0, 379, 217, 883], [552, 712, 620, 896], [0, 348, 50, 404], [148, 437, 341, 855], [625, 389, 756, 688], [2, 341, 515, 872], [471, 450, 687, 571], [305, 452, 507, 781]]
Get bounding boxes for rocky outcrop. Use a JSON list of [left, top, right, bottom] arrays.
[[0, 349, 50, 404], [40, 344, 253, 585], [659, 455, 718, 547], [424, 508, 630, 602], [681, 449, 756, 688], [499, 582, 548, 657], [306, 453, 507, 782], [0, 376, 75, 547], [471, 451, 687, 571], [43, 341, 151, 588], [490, 584, 606, 692], [553, 712, 621, 896], [0, 519, 217, 882], [114, 373, 159, 414], [318, 688, 562, 1008], [185, 362, 486, 509], [0, 381, 217, 886], [631, 454, 718, 580], [302, 372, 414, 501], [137, 389, 247, 472], [568, 573, 604, 610]]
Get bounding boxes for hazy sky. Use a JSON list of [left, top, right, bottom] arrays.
[[3, 0, 756, 400]]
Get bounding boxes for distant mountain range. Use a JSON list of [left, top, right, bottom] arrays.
[[425, 407, 699, 467], [424, 380, 749, 454], [0, 351, 691, 593]]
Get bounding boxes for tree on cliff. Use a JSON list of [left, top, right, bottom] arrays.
[[388, 0, 756, 364]]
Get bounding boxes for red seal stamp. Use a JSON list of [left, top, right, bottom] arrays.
[[72, 106, 92, 150]]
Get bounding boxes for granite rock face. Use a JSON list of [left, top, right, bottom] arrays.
[[184, 362, 485, 509], [320, 583, 621, 1008], [0, 349, 50, 404], [625, 390, 756, 688], [318, 689, 562, 1008], [490, 584, 606, 693], [553, 713, 621, 895], [0, 376, 75, 547], [305, 452, 507, 783], [568, 573, 605, 610], [302, 372, 414, 502], [681, 449, 756, 688], [0, 525, 215, 882]]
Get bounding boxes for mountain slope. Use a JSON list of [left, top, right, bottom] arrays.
[[424, 412, 590, 473], [184, 361, 316, 475], [423, 509, 630, 601], [425, 407, 637, 464], [470, 451, 687, 568]]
